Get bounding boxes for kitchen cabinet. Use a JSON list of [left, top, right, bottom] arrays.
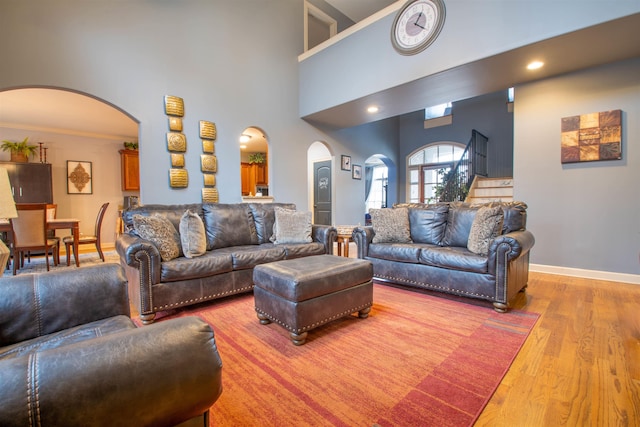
[[255, 162, 268, 185], [241, 162, 268, 195], [119, 149, 140, 191], [0, 162, 53, 203]]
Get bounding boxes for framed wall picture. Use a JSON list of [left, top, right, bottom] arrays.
[[67, 160, 93, 194], [341, 155, 352, 171], [352, 164, 362, 180]]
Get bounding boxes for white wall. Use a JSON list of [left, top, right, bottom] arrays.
[[0, 127, 131, 248], [514, 58, 640, 279]]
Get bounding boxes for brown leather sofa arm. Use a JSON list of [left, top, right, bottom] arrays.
[[0, 264, 129, 347], [487, 230, 536, 275], [0, 316, 223, 427], [312, 224, 338, 254], [353, 226, 375, 259], [116, 232, 162, 284]]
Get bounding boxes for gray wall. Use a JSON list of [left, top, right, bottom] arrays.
[[0, 0, 342, 213], [515, 58, 640, 276], [396, 91, 514, 201]]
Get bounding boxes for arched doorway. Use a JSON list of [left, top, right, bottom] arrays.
[[307, 141, 333, 225], [0, 86, 139, 252]]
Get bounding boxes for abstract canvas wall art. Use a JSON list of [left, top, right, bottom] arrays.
[[561, 109, 622, 163]]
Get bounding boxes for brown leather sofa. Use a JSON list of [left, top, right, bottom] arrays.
[[0, 264, 223, 427], [117, 203, 336, 324], [354, 201, 535, 312]]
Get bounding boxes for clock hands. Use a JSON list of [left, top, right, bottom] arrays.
[[413, 11, 425, 30]]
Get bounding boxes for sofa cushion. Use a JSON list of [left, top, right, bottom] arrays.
[[467, 206, 504, 255], [132, 214, 182, 261], [370, 208, 412, 244], [270, 207, 312, 244], [368, 243, 422, 263], [419, 246, 488, 274], [442, 205, 478, 247], [249, 203, 296, 244], [408, 204, 448, 245], [203, 204, 258, 249], [159, 251, 234, 282], [179, 210, 207, 258], [279, 242, 327, 259], [214, 245, 287, 270]]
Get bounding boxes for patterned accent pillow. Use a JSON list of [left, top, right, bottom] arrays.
[[370, 207, 412, 244], [132, 214, 181, 261], [467, 206, 504, 255], [270, 207, 312, 244], [179, 210, 206, 258]]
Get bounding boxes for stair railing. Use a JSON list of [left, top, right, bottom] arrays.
[[438, 130, 488, 202]]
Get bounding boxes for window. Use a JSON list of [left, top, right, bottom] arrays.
[[407, 143, 465, 203], [365, 163, 388, 212], [424, 102, 452, 120]]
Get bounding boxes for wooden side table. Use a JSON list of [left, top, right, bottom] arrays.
[[335, 225, 357, 257]]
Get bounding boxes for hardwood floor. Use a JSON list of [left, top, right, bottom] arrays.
[[475, 272, 640, 426]]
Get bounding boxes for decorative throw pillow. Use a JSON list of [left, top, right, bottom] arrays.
[[370, 208, 412, 244], [132, 214, 181, 261], [467, 206, 504, 256], [179, 210, 206, 258], [270, 207, 312, 245]]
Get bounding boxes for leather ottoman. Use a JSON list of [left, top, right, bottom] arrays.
[[253, 255, 373, 345]]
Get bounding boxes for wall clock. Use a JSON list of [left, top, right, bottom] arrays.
[[391, 0, 446, 56]]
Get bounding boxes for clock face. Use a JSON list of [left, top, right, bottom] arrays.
[[392, 0, 445, 55]]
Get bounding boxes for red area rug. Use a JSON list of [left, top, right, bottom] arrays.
[[150, 284, 538, 426]]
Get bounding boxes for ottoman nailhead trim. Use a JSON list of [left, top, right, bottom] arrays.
[[255, 301, 372, 334]]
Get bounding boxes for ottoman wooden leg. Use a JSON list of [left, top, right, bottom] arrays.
[[257, 312, 271, 325], [358, 307, 371, 319], [290, 331, 308, 346]]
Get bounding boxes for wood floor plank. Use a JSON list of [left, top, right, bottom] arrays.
[[475, 272, 640, 426]]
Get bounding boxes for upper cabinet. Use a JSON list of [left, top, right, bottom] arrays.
[[0, 162, 53, 203], [119, 149, 139, 191]]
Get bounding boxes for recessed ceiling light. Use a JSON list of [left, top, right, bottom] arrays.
[[239, 134, 251, 143], [527, 61, 544, 70], [240, 144, 247, 149], [367, 106, 379, 113]]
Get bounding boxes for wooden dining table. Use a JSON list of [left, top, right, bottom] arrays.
[[0, 218, 81, 267]]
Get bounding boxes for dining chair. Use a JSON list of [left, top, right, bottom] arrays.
[[63, 202, 109, 266], [25, 203, 59, 264], [9, 203, 59, 275]]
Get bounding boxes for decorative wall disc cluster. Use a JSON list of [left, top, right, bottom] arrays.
[[164, 95, 188, 188], [199, 120, 219, 203]]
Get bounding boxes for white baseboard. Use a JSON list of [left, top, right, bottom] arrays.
[[530, 264, 640, 285]]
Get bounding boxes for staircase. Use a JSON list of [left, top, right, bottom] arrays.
[[465, 176, 513, 204]]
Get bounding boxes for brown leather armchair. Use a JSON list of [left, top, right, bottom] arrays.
[[0, 263, 223, 427]]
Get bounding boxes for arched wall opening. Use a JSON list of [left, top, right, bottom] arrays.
[[0, 86, 140, 253]]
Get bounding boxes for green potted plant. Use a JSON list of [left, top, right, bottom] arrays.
[[1, 137, 39, 162], [123, 141, 138, 150], [248, 153, 265, 164]]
